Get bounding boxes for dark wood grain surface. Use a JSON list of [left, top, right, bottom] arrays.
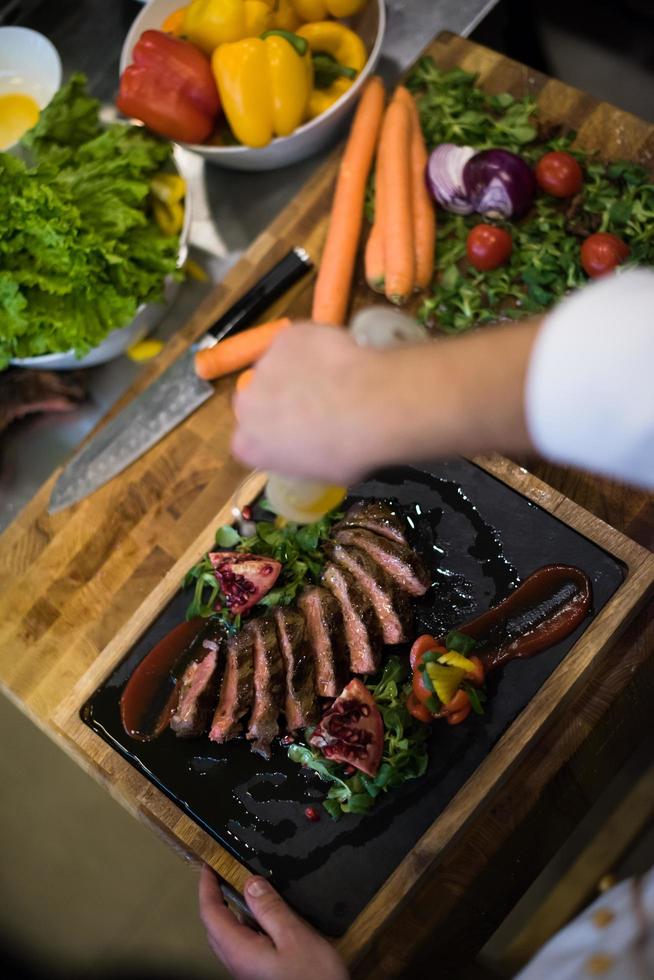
[[1, 29, 653, 976]]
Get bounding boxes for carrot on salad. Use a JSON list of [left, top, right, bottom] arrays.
[[194, 317, 291, 381], [379, 97, 414, 305], [312, 76, 386, 325], [394, 86, 435, 290]]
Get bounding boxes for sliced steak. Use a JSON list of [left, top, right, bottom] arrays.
[[322, 562, 383, 674], [274, 608, 318, 731], [334, 500, 408, 546], [334, 528, 430, 597], [328, 542, 413, 644], [170, 622, 225, 738], [298, 586, 349, 697], [247, 615, 285, 758], [209, 626, 255, 743]]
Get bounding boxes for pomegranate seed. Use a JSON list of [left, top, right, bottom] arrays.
[[280, 735, 295, 745], [241, 505, 252, 521], [304, 806, 320, 822], [343, 765, 356, 777]]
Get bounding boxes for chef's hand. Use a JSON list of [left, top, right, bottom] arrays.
[[231, 323, 392, 484], [199, 866, 349, 980]]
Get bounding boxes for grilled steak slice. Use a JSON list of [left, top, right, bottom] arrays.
[[298, 586, 349, 697], [209, 625, 255, 742], [322, 562, 383, 674], [334, 501, 407, 546], [247, 615, 285, 758], [170, 622, 225, 737], [328, 542, 412, 644], [274, 608, 318, 731], [334, 528, 430, 597]]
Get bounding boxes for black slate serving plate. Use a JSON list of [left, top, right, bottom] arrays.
[[82, 459, 624, 935]]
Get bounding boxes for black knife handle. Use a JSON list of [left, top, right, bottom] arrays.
[[208, 247, 313, 342]]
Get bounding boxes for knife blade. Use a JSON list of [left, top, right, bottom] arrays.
[[48, 247, 312, 513]]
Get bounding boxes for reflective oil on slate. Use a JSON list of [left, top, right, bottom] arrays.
[[83, 459, 624, 935]]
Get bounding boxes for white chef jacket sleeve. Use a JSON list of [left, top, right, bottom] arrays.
[[525, 268, 654, 489], [515, 868, 654, 980]]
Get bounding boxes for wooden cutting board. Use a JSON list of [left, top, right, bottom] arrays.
[[2, 29, 654, 970]]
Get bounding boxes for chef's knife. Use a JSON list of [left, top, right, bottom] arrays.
[[48, 247, 312, 513]]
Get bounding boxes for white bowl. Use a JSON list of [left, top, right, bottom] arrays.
[[119, 0, 386, 171], [10, 149, 191, 371], [0, 26, 62, 113]]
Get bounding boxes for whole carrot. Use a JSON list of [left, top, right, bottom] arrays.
[[365, 152, 386, 292], [194, 317, 291, 381], [380, 98, 414, 305], [395, 86, 436, 289], [312, 76, 386, 325]]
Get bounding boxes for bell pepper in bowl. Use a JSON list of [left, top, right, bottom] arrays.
[[117, 30, 221, 143], [212, 30, 312, 147], [297, 21, 366, 118]]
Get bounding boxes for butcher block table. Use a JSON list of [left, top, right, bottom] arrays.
[[3, 29, 654, 978]]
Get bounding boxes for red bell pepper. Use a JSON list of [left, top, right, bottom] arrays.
[[117, 30, 220, 144]]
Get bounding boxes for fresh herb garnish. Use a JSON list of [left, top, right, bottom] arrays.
[[289, 656, 429, 820], [183, 507, 343, 622], [445, 630, 477, 655]]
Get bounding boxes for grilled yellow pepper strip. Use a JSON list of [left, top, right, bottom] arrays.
[[297, 21, 366, 118], [182, 0, 272, 53], [291, 0, 369, 19], [212, 30, 312, 147]]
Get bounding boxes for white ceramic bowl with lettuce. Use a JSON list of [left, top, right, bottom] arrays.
[[7, 83, 190, 371], [119, 0, 386, 171]]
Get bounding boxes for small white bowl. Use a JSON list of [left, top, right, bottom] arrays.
[[0, 26, 62, 112], [119, 0, 386, 171]]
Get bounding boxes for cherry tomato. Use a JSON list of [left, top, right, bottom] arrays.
[[407, 692, 433, 724], [466, 224, 513, 272], [580, 232, 630, 278], [409, 634, 447, 671], [466, 655, 485, 687], [535, 151, 583, 198], [442, 689, 472, 726]]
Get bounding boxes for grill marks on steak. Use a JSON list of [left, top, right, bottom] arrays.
[[209, 626, 255, 742], [335, 501, 408, 546], [170, 623, 225, 738], [334, 527, 430, 596], [274, 608, 318, 731], [247, 615, 285, 758], [298, 586, 349, 697], [328, 542, 413, 645], [322, 563, 383, 674]]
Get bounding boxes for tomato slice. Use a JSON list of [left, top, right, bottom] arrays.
[[309, 678, 383, 777], [410, 634, 448, 671], [407, 692, 433, 724]]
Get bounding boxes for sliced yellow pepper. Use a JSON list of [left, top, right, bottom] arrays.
[[212, 30, 312, 147], [127, 338, 164, 362], [425, 662, 467, 706], [297, 21, 366, 118], [291, 0, 368, 20], [150, 173, 187, 206], [182, 0, 272, 53], [152, 199, 185, 236], [437, 650, 477, 673]]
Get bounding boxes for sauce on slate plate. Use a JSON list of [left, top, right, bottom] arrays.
[[82, 460, 624, 936]]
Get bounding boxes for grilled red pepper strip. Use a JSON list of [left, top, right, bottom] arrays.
[[117, 30, 220, 144]]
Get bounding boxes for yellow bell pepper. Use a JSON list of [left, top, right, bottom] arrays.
[[271, 0, 303, 31], [161, 6, 189, 35], [297, 21, 366, 118], [182, 0, 272, 53], [291, 0, 368, 20], [425, 662, 467, 707], [212, 31, 312, 147]]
